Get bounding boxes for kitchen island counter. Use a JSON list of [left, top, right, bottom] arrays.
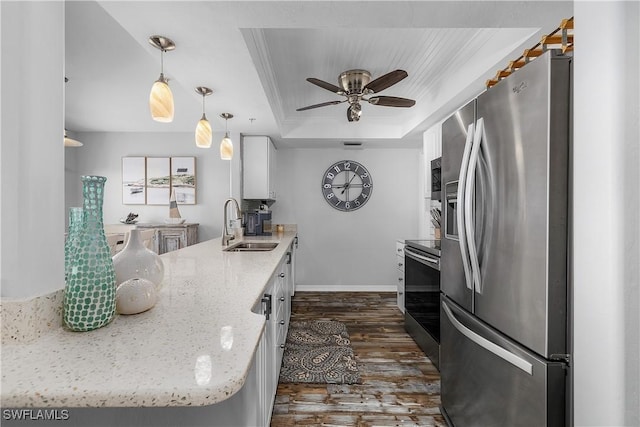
[[1, 230, 297, 408]]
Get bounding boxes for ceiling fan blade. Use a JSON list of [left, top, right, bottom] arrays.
[[307, 78, 343, 94], [368, 96, 416, 108], [296, 100, 345, 111], [364, 69, 408, 93]]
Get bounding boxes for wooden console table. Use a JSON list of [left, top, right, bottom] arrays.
[[135, 223, 199, 254]]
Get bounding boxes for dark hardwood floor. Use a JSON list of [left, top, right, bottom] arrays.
[[271, 292, 445, 427]]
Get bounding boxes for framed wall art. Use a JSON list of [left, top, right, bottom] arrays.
[[122, 156, 197, 205], [146, 157, 171, 205], [170, 157, 196, 204], [122, 157, 146, 205]]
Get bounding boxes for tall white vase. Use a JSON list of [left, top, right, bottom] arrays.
[[112, 229, 164, 288]]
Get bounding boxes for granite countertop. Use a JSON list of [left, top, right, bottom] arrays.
[[0, 230, 297, 408]]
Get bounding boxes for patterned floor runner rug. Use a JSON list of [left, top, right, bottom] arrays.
[[279, 320, 362, 384]]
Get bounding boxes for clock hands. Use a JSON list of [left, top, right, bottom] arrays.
[[341, 172, 357, 194]]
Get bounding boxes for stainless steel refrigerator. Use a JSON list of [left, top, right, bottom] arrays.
[[439, 51, 571, 426]]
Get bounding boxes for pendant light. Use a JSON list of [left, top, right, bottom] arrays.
[[64, 129, 83, 147], [148, 35, 176, 123], [63, 78, 83, 147], [194, 87, 213, 148], [64, 76, 83, 147], [220, 113, 234, 160]]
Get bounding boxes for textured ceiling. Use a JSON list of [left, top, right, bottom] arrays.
[[64, 1, 573, 148]]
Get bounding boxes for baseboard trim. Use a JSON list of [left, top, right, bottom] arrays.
[[295, 284, 396, 292]]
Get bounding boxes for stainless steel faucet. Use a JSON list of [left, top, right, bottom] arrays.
[[222, 198, 242, 246]]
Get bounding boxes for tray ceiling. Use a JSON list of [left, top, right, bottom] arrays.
[[64, 1, 573, 148]]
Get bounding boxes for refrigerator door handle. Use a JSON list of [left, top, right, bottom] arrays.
[[442, 300, 533, 375], [465, 118, 484, 294], [457, 123, 475, 291]]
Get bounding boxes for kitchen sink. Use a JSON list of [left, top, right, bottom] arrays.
[[223, 242, 278, 252]]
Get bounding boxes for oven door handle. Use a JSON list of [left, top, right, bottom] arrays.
[[404, 247, 439, 267]]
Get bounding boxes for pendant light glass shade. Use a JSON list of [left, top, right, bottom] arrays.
[[194, 86, 213, 148], [149, 76, 174, 123], [148, 35, 176, 123], [220, 133, 233, 160], [219, 113, 234, 160], [64, 129, 83, 147], [196, 115, 212, 148]]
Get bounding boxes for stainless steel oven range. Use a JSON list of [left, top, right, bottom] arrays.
[[404, 239, 441, 369]]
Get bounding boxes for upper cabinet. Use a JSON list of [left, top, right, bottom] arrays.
[[243, 136, 277, 200]]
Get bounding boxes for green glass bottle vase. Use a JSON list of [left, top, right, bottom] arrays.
[[63, 176, 116, 331], [64, 207, 83, 281]]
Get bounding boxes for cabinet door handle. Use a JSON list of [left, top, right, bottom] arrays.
[[261, 294, 272, 320], [399, 292, 403, 296], [279, 320, 285, 325], [398, 277, 403, 282], [279, 273, 285, 278], [398, 262, 403, 267], [280, 296, 285, 302], [280, 344, 285, 349]]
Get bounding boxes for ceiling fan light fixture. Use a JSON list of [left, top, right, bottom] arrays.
[[348, 103, 362, 122], [148, 35, 176, 123], [298, 69, 414, 122], [219, 113, 234, 160], [194, 87, 213, 148]]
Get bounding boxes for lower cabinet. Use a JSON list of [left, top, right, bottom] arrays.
[[254, 242, 295, 425]]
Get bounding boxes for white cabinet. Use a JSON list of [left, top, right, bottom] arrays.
[[254, 241, 296, 426], [255, 277, 277, 426], [290, 236, 297, 296], [396, 240, 405, 313], [243, 136, 277, 200]]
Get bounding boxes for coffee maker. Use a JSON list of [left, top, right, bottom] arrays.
[[244, 210, 272, 236]]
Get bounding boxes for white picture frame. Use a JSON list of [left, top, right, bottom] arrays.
[[146, 157, 171, 205], [171, 157, 196, 205], [122, 157, 146, 205]]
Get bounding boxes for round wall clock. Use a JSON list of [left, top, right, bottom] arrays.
[[321, 160, 373, 211]]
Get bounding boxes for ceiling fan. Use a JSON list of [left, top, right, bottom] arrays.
[[296, 69, 416, 122]]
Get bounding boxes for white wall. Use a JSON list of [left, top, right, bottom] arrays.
[[1, 2, 65, 298], [573, 1, 640, 425], [271, 148, 420, 291], [67, 131, 242, 243]]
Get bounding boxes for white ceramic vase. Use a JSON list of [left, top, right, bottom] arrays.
[[112, 229, 164, 288], [116, 277, 157, 315]]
